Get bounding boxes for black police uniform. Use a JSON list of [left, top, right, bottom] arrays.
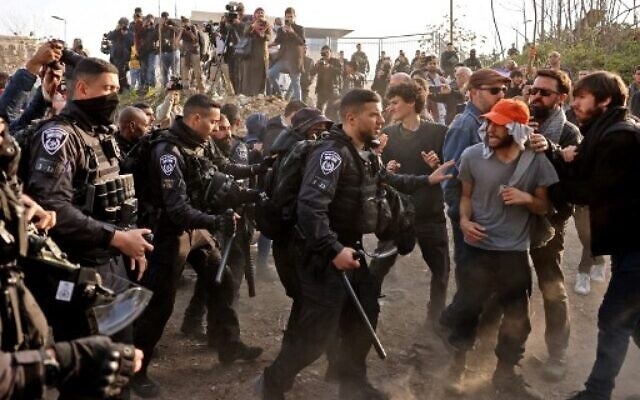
[[114, 132, 135, 162], [262, 125, 426, 398], [0, 132, 138, 400], [133, 117, 248, 370], [26, 102, 135, 344], [181, 134, 256, 339]]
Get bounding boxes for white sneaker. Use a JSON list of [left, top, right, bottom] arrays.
[[574, 273, 591, 295], [590, 264, 607, 282]]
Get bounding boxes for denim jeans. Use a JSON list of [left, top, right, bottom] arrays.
[[129, 68, 141, 90], [160, 51, 176, 87], [144, 53, 157, 88], [268, 59, 301, 101], [584, 251, 640, 399]]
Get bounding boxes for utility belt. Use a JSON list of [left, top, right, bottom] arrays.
[[80, 174, 138, 227]]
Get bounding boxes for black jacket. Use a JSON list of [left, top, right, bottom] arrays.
[[297, 126, 427, 258], [553, 107, 640, 257], [311, 57, 342, 95], [272, 23, 305, 73], [26, 103, 120, 264]]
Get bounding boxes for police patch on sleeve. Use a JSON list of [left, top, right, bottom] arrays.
[[320, 151, 342, 175], [160, 154, 177, 176], [41, 127, 68, 155]]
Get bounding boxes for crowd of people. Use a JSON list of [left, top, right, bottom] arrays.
[[0, 7, 639, 400]]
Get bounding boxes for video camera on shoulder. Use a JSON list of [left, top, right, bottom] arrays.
[[225, 2, 241, 21]]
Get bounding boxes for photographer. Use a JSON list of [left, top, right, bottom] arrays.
[[105, 17, 134, 92], [156, 78, 183, 129], [310, 45, 342, 120], [242, 8, 272, 96], [219, 5, 246, 95], [268, 7, 305, 101], [429, 66, 471, 125], [178, 17, 204, 92], [159, 11, 179, 87], [139, 14, 159, 92]]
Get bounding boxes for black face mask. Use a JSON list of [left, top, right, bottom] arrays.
[[73, 93, 120, 126]]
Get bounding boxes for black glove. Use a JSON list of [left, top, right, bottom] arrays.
[[53, 336, 136, 398], [213, 209, 236, 237], [253, 156, 276, 175]]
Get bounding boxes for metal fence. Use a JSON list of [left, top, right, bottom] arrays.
[[336, 33, 440, 81]]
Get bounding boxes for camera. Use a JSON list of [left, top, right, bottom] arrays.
[[225, 2, 240, 20], [167, 76, 183, 91], [429, 85, 441, 94], [101, 34, 112, 55]]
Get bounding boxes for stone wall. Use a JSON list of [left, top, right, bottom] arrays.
[[0, 35, 38, 75]]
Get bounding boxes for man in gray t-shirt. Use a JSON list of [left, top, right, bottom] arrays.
[[443, 99, 556, 400]]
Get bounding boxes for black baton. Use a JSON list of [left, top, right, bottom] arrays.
[[340, 251, 387, 360]]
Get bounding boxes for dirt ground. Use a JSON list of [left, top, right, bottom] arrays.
[[136, 219, 640, 400]]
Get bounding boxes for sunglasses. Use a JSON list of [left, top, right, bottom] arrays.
[[479, 86, 507, 95], [529, 87, 559, 97]]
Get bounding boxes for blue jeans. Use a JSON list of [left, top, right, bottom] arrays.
[[268, 59, 301, 101], [144, 54, 157, 88], [160, 52, 176, 87], [129, 68, 141, 89], [584, 251, 640, 399]]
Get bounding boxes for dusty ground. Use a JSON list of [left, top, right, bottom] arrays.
[[136, 219, 640, 400]]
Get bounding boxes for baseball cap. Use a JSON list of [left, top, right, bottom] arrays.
[[245, 113, 268, 143], [482, 99, 530, 126], [468, 69, 511, 89], [291, 108, 332, 133]]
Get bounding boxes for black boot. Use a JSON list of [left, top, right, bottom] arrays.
[[338, 378, 388, 400], [219, 341, 263, 365], [130, 371, 160, 399]]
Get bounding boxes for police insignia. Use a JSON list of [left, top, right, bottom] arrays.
[[160, 154, 177, 176], [320, 151, 341, 175], [41, 127, 68, 155]]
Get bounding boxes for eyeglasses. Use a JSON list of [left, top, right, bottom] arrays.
[[479, 87, 507, 95], [529, 87, 559, 97]]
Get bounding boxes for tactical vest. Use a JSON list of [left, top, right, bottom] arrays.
[[326, 136, 391, 236], [69, 124, 138, 227], [157, 132, 220, 213]]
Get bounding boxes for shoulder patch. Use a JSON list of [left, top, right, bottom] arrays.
[[41, 126, 68, 155], [320, 150, 342, 175], [160, 154, 177, 176], [234, 145, 248, 163]]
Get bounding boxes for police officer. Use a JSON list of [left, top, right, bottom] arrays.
[[180, 112, 257, 342], [0, 115, 142, 399], [132, 94, 262, 398], [25, 58, 154, 343], [115, 106, 150, 160], [257, 89, 453, 400]]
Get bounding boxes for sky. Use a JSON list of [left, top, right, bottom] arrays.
[[0, 0, 534, 58]]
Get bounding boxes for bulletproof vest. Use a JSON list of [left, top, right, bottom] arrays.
[[327, 137, 391, 236], [72, 126, 139, 227], [164, 132, 219, 212]]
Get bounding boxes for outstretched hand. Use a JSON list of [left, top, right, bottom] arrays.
[[427, 160, 455, 185]]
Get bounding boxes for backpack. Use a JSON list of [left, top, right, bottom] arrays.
[[254, 139, 320, 240], [119, 128, 173, 228]]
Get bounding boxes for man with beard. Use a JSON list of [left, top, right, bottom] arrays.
[[527, 69, 581, 381], [442, 69, 510, 271], [547, 72, 640, 400], [444, 99, 558, 399], [256, 89, 453, 400], [115, 106, 151, 158]]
